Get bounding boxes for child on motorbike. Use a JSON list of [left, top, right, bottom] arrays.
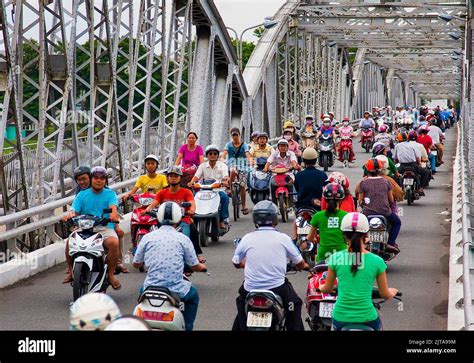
[[306, 183, 348, 262], [319, 212, 398, 331], [283, 128, 302, 161], [123, 154, 168, 199], [321, 172, 356, 213]]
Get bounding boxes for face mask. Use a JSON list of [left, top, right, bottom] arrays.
[[306, 120, 313, 125], [323, 122, 330, 127], [343, 122, 349, 126], [284, 134, 292, 140]]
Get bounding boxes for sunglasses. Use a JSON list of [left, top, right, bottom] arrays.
[[207, 152, 219, 156]]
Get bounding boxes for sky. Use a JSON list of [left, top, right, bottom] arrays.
[[214, 0, 286, 41]]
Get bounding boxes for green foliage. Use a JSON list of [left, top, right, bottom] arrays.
[[253, 27, 265, 39], [230, 39, 256, 70], [347, 47, 358, 65]]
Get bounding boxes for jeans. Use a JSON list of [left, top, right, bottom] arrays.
[[232, 279, 304, 331], [398, 162, 430, 188], [429, 153, 437, 173], [218, 191, 229, 220], [181, 286, 200, 331], [386, 212, 401, 245], [332, 317, 382, 331], [179, 221, 190, 237]]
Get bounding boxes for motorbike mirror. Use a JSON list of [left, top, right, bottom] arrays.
[[302, 242, 314, 252], [103, 208, 112, 213], [233, 238, 242, 247]]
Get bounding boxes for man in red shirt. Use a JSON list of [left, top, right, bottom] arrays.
[[417, 125, 437, 175]]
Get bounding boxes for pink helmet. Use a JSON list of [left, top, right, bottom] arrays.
[[378, 124, 388, 133], [327, 172, 350, 189]]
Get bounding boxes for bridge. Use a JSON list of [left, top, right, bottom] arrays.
[[0, 0, 472, 330]]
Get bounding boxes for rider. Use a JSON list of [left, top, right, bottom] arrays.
[[73, 166, 91, 194], [123, 154, 167, 200], [283, 128, 302, 162], [417, 125, 437, 174], [232, 200, 308, 331], [307, 183, 348, 262], [283, 120, 301, 144], [328, 112, 338, 128], [317, 117, 337, 154], [337, 117, 355, 162], [359, 111, 376, 142], [393, 131, 430, 196], [189, 145, 230, 230], [249, 131, 260, 150], [358, 158, 401, 253], [69, 293, 122, 330], [321, 172, 356, 213], [427, 118, 445, 165], [374, 124, 394, 158], [221, 127, 253, 215], [367, 143, 399, 178], [133, 202, 207, 331], [292, 147, 327, 241], [63, 166, 122, 290], [249, 132, 274, 165], [408, 130, 430, 173], [319, 212, 398, 331], [263, 139, 301, 205]]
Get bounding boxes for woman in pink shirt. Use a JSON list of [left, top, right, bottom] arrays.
[[283, 128, 302, 159], [175, 132, 205, 187]]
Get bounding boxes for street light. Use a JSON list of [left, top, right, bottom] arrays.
[[227, 17, 279, 71]]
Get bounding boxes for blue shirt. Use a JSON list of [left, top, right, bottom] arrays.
[[133, 226, 199, 297], [71, 188, 118, 229], [294, 166, 328, 209], [225, 141, 250, 171]]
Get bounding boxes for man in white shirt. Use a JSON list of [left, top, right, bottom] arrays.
[[189, 144, 230, 229], [232, 200, 308, 331], [427, 120, 445, 164]]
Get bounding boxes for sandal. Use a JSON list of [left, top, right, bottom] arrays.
[[198, 255, 206, 263], [115, 264, 129, 274], [242, 207, 250, 215], [108, 277, 122, 290], [62, 273, 73, 284]]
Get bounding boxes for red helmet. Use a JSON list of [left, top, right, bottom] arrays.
[[365, 158, 383, 172], [378, 124, 388, 133], [323, 183, 345, 200], [396, 131, 409, 142], [327, 172, 350, 189], [342, 117, 350, 122], [408, 130, 418, 141]]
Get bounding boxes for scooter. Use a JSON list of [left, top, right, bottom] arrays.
[[318, 134, 334, 172], [306, 263, 339, 331], [193, 178, 229, 247], [67, 210, 116, 301], [270, 165, 294, 223], [367, 215, 397, 261], [399, 166, 421, 205], [295, 207, 317, 266], [249, 157, 271, 205], [129, 193, 157, 272], [360, 127, 374, 153], [301, 128, 317, 149], [338, 135, 354, 168]]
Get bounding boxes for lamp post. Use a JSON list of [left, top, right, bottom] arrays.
[[227, 18, 279, 71]]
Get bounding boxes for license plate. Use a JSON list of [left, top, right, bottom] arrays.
[[247, 311, 272, 328], [403, 178, 414, 186], [319, 302, 335, 318], [297, 226, 311, 235], [370, 231, 385, 243]]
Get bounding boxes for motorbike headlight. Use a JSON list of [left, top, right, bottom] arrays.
[[78, 219, 94, 230], [139, 197, 154, 206]]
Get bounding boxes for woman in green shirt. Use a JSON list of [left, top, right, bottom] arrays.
[[307, 183, 348, 262], [319, 212, 398, 330]]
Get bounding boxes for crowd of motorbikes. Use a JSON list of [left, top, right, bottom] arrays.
[[66, 104, 453, 331]]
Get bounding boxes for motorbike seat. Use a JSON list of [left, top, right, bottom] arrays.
[[296, 207, 317, 216], [140, 286, 181, 307], [246, 290, 284, 308], [312, 262, 329, 273], [340, 324, 375, 331]]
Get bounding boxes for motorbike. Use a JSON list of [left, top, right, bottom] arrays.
[[318, 134, 334, 172], [67, 210, 116, 301], [271, 165, 294, 223], [193, 178, 229, 247], [339, 288, 402, 331], [398, 165, 421, 205], [306, 263, 338, 331], [360, 127, 374, 153], [301, 128, 317, 149], [367, 215, 397, 261], [295, 207, 317, 266], [130, 193, 157, 272], [249, 157, 271, 205], [338, 135, 354, 168], [181, 164, 197, 189]]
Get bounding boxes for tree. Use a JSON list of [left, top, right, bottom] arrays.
[[230, 39, 256, 70]]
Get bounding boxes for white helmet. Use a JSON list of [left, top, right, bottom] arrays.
[[323, 117, 331, 122], [205, 144, 220, 155], [277, 138, 289, 146], [375, 155, 389, 175], [70, 293, 121, 331], [157, 201, 183, 225], [144, 154, 159, 164], [305, 114, 314, 120], [104, 316, 151, 331], [340, 212, 370, 233]]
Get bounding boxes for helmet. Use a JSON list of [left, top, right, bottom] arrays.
[[283, 121, 295, 129], [253, 200, 278, 227], [365, 158, 382, 172], [396, 131, 409, 142], [305, 114, 314, 120], [283, 128, 294, 134], [257, 132, 269, 140], [165, 165, 183, 176], [144, 154, 159, 164], [302, 147, 317, 160], [90, 166, 108, 178], [418, 124, 429, 133], [378, 124, 388, 133], [104, 316, 151, 331], [408, 130, 418, 141], [328, 112, 335, 116], [277, 139, 289, 146], [322, 183, 345, 200], [323, 117, 331, 123], [342, 117, 350, 122], [205, 144, 220, 155], [157, 201, 183, 225], [251, 131, 260, 139], [327, 172, 350, 189], [70, 293, 121, 331], [375, 155, 389, 174], [74, 166, 91, 180], [372, 142, 386, 156], [230, 127, 240, 136], [340, 212, 370, 233]]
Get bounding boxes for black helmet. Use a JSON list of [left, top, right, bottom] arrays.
[[252, 200, 278, 227], [74, 166, 91, 181]]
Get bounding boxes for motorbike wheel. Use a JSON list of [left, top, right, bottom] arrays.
[[198, 219, 208, 247], [72, 262, 88, 301], [323, 155, 329, 172], [232, 184, 240, 222], [136, 235, 145, 272], [343, 150, 349, 168], [406, 188, 413, 206], [364, 142, 370, 153], [309, 303, 327, 331], [278, 193, 287, 223]]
